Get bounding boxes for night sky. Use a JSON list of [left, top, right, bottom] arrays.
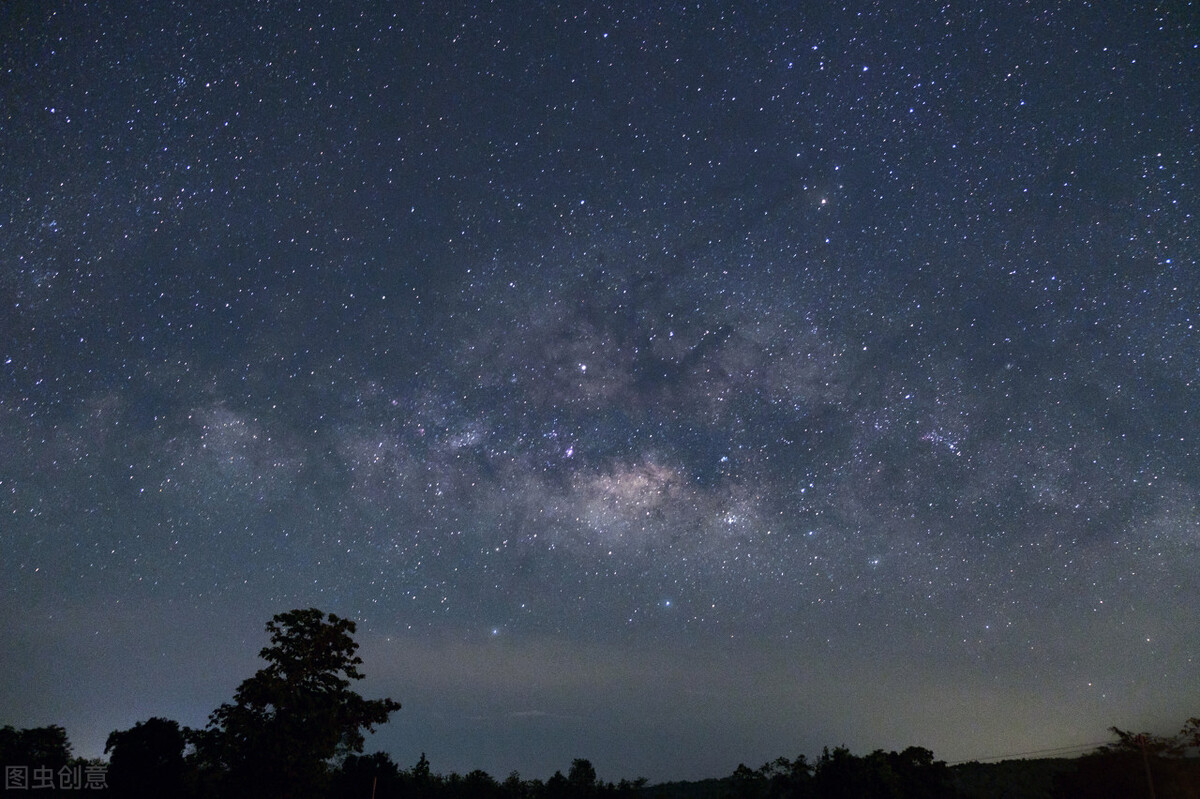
[[2, 0, 1198, 783]]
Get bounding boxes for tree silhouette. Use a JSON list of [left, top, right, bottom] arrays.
[[329, 750, 403, 799], [0, 724, 71, 772], [709, 747, 955, 799], [104, 717, 188, 797], [569, 758, 599, 797], [193, 607, 401, 799], [0, 725, 77, 797], [1181, 717, 1200, 751], [759, 754, 813, 799], [1052, 721, 1200, 799], [547, 769, 575, 799]]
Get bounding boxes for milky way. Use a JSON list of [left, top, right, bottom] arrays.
[[1, 1, 1197, 782]]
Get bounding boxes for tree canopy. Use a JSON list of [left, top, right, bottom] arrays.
[[104, 717, 188, 797], [192, 607, 401, 799]]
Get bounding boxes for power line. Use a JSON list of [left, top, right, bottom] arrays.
[[947, 740, 1111, 765]]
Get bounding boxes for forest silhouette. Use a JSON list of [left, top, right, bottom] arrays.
[[3, 608, 1197, 798]]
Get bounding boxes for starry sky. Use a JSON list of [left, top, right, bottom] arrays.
[[2, 0, 1198, 783]]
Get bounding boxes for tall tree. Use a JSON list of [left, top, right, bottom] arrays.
[[194, 608, 401, 799]]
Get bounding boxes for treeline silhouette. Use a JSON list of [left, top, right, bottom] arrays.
[[0, 724, 107, 796], [4, 608, 1199, 798], [1046, 721, 1200, 799], [687, 747, 959, 799], [331, 752, 646, 799]]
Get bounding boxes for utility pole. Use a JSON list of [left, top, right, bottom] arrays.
[[1135, 734, 1157, 799]]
